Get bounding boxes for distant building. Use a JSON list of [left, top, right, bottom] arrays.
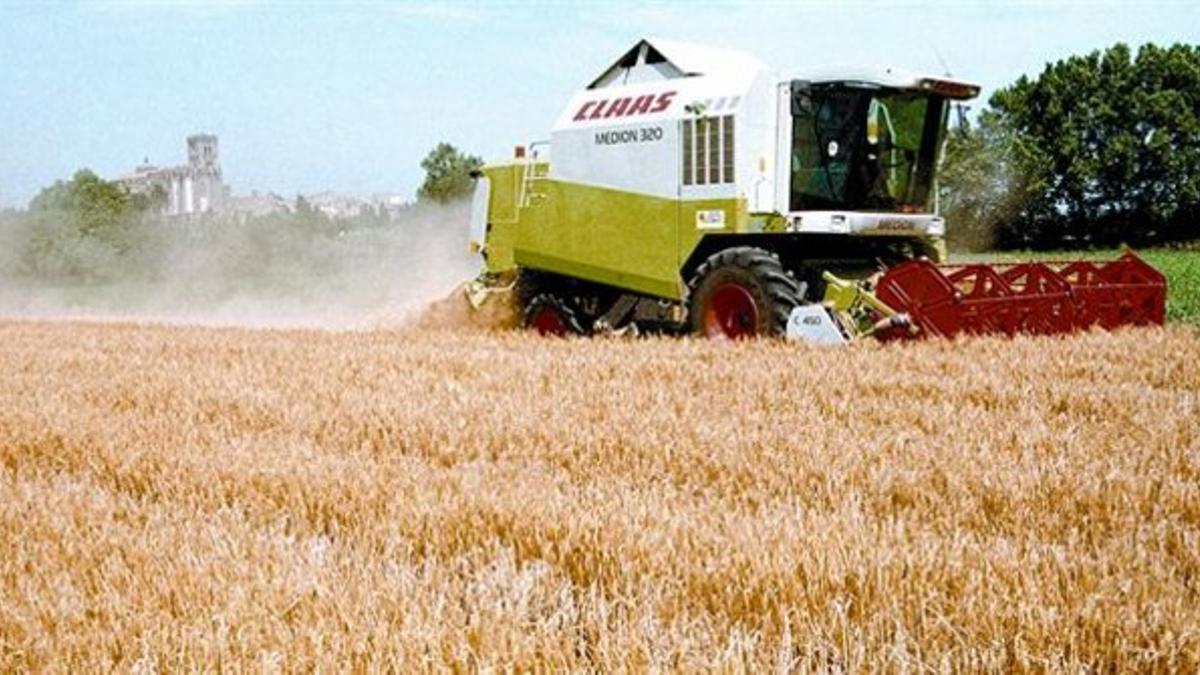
[[116, 135, 413, 223], [370, 193, 414, 221], [303, 191, 368, 220], [117, 134, 227, 217], [226, 190, 292, 223]]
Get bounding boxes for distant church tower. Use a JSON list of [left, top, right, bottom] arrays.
[[182, 133, 225, 215], [116, 133, 230, 218], [188, 134, 220, 174]]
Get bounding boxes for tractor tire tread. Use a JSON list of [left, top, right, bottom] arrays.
[[523, 292, 586, 335], [687, 246, 803, 338]]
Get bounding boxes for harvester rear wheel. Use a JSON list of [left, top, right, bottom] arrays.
[[523, 293, 585, 337], [688, 247, 802, 339]]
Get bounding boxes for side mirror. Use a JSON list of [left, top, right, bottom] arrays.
[[790, 80, 814, 116]]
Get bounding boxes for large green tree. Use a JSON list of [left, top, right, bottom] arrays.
[[941, 42, 1200, 249], [21, 169, 153, 280], [417, 143, 482, 204], [30, 169, 137, 240]]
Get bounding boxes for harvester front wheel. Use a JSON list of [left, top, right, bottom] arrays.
[[688, 247, 802, 339], [523, 293, 585, 337]]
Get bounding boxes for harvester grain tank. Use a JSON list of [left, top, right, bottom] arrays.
[[466, 38, 1166, 341]]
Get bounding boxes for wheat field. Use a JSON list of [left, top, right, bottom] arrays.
[[1, 319, 1198, 671]]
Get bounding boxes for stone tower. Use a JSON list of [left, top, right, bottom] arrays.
[[187, 134, 220, 174], [184, 134, 224, 214]]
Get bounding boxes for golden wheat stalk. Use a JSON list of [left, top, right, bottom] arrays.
[[1, 319, 1197, 671]]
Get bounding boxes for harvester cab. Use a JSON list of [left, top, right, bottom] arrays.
[[466, 38, 1166, 342], [784, 72, 977, 234]]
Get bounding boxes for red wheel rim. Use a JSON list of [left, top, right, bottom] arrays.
[[531, 306, 568, 336], [703, 283, 760, 339]]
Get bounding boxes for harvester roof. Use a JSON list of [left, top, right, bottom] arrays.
[[792, 65, 980, 99], [587, 37, 766, 89], [585, 38, 980, 100]]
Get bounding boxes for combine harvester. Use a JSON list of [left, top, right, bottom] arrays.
[[465, 39, 1166, 342]]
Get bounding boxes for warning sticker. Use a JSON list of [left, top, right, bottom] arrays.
[[695, 210, 726, 230]]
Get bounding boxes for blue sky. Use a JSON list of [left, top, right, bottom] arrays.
[[1, 0, 1197, 207]]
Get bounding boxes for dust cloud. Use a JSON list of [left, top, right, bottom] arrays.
[[0, 200, 482, 330]]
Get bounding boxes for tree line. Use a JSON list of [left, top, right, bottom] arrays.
[[939, 42, 1200, 250]]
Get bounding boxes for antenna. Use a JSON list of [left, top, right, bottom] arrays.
[[932, 45, 952, 77], [932, 46, 971, 133]]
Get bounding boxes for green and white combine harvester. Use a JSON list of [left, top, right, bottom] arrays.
[[466, 39, 1166, 342]]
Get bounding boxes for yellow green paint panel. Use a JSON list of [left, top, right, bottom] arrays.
[[513, 178, 743, 300]]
